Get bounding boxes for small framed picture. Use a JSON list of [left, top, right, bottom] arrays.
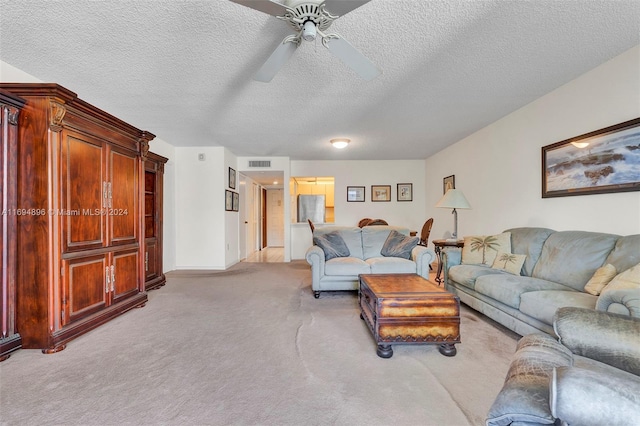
[[347, 186, 365, 202], [225, 190, 233, 211], [232, 192, 239, 212], [397, 183, 412, 201], [228, 167, 236, 189], [371, 185, 391, 202], [443, 175, 455, 194]]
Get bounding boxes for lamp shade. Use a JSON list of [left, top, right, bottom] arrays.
[[435, 189, 471, 209]]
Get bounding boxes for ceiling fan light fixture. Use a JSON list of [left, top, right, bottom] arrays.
[[302, 20, 317, 41], [330, 138, 350, 149]]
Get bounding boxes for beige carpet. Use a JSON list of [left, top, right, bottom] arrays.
[[0, 261, 519, 426]]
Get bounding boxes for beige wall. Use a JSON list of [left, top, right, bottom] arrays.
[[425, 45, 640, 240]]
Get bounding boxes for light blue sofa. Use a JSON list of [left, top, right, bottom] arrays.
[[305, 226, 435, 298], [443, 227, 640, 336]]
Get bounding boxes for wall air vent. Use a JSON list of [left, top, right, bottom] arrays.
[[248, 160, 271, 168]]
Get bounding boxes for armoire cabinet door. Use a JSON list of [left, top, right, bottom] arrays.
[[111, 248, 139, 304], [109, 148, 138, 246], [62, 254, 108, 326], [145, 240, 158, 281], [60, 131, 106, 253]]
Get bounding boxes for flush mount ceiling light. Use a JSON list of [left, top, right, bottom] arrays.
[[330, 138, 350, 149]]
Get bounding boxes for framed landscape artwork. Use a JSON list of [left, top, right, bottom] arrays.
[[347, 186, 365, 202], [542, 117, 640, 198], [397, 183, 412, 201], [371, 185, 391, 202]]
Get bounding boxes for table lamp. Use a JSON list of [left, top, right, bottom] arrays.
[[435, 189, 471, 240]]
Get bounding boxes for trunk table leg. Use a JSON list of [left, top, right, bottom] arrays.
[[439, 343, 457, 357], [377, 344, 393, 358]]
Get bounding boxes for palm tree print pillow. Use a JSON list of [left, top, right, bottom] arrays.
[[461, 233, 511, 266], [491, 251, 526, 275]]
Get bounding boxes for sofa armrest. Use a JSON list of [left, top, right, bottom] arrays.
[[596, 288, 640, 317], [442, 250, 461, 285], [553, 307, 640, 375], [411, 245, 435, 279], [442, 249, 461, 268], [486, 334, 572, 426], [305, 246, 326, 289], [550, 366, 640, 426]]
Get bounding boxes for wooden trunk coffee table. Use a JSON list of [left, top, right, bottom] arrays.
[[359, 274, 460, 358]]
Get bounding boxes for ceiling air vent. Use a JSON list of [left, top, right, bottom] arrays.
[[248, 160, 271, 168]]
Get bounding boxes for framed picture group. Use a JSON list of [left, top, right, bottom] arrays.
[[346, 183, 413, 202], [226, 167, 239, 212], [225, 190, 239, 212]]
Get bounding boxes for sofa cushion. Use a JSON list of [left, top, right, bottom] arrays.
[[550, 365, 640, 426], [504, 227, 555, 277], [531, 231, 619, 291], [361, 226, 408, 259], [366, 257, 416, 274], [324, 257, 370, 276], [314, 226, 364, 259], [313, 231, 350, 260], [603, 234, 640, 276], [519, 291, 597, 326], [486, 333, 573, 426], [448, 264, 505, 290], [380, 230, 419, 260], [600, 262, 640, 293], [491, 252, 527, 275], [475, 275, 574, 309], [461, 232, 511, 266], [583, 263, 617, 295]]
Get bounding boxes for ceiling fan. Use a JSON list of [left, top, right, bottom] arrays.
[[230, 0, 381, 82]]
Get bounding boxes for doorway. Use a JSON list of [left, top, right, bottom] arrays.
[[239, 171, 285, 263]]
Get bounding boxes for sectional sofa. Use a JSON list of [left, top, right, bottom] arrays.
[[442, 227, 640, 336]]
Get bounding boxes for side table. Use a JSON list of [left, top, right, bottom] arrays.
[[432, 239, 464, 284]]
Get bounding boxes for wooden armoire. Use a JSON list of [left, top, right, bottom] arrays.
[[144, 152, 168, 291], [0, 83, 156, 353], [0, 89, 25, 361]]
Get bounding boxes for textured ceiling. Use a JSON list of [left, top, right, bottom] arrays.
[[1, 0, 638, 161]]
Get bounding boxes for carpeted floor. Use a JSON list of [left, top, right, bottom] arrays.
[[0, 261, 519, 426]]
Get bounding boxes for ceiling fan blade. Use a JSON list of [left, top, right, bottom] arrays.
[[322, 0, 372, 17], [229, 0, 289, 17], [254, 37, 299, 82], [325, 36, 381, 81]]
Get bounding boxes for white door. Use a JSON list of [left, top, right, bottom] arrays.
[[266, 189, 284, 247]]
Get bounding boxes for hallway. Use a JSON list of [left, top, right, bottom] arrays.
[[244, 247, 284, 263]]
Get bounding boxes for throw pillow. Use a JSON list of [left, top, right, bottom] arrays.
[[600, 263, 640, 293], [381, 230, 419, 260], [462, 232, 511, 266], [583, 264, 617, 295], [491, 251, 526, 275], [313, 231, 350, 261]]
